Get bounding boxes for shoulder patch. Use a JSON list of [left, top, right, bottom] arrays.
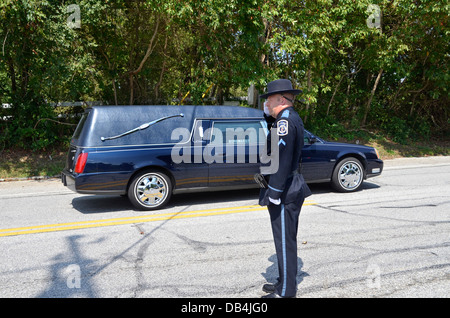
[[281, 109, 290, 118], [277, 119, 288, 136]]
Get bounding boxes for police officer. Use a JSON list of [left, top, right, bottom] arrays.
[[258, 79, 311, 298]]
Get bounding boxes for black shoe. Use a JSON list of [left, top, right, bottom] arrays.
[[262, 282, 280, 293], [262, 283, 275, 293], [262, 292, 295, 298]]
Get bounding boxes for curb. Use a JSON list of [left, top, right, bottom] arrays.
[[0, 175, 61, 182], [383, 156, 450, 169]]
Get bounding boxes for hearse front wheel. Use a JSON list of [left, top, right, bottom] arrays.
[[128, 171, 172, 210], [331, 157, 364, 192]]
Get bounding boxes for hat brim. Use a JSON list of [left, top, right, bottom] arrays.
[[260, 89, 302, 99]]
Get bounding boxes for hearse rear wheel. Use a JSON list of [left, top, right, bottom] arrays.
[[128, 170, 172, 210]]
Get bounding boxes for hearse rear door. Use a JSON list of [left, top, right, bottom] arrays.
[[172, 119, 210, 189], [206, 120, 265, 188]]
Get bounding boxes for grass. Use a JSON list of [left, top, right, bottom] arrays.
[[330, 135, 449, 160], [0, 148, 66, 179], [367, 138, 449, 159], [0, 137, 448, 180]]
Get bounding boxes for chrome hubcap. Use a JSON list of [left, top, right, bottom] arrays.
[[136, 174, 167, 206], [338, 161, 362, 190]]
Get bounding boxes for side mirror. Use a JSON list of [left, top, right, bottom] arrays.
[[309, 136, 318, 144]]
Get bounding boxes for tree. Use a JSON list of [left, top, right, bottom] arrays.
[[0, 0, 447, 150]]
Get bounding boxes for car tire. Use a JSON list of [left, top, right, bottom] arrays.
[[128, 170, 172, 210], [331, 157, 364, 192]]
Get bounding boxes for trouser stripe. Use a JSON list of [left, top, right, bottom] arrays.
[[281, 204, 287, 297]]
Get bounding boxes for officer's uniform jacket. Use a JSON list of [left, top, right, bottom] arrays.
[[259, 107, 311, 206]]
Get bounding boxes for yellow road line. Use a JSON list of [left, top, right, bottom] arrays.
[[0, 200, 316, 237]]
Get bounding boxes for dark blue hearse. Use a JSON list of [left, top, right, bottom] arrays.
[[61, 105, 383, 210]]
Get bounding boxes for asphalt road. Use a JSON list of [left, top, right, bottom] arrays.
[[0, 156, 449, 299]]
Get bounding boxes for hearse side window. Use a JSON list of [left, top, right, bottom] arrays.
[[210, 121, 265, 145], [192, 120, 211, 143], [72, 111, 90, 140]]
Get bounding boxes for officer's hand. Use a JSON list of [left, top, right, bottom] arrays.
[[269, 197, 281, 205]]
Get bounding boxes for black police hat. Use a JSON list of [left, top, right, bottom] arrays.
[[260, 79, 302, 99]]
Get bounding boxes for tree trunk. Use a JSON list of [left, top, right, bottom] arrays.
[[129, 73, 134, 105], [7, 58, 16, 95], [112, 80, 118, 105], [304, 68, 312, 123], [362, 68, 383, 126], [259, 18, 271, 66], [129, 17, 160, 105], [154, 35, 168, 102], [327, 75, 344, 116]]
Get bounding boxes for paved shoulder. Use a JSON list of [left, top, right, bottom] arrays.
[[383, 156, 450, 170]]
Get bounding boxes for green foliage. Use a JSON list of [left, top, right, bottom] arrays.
[[0, 0, 448, 150]]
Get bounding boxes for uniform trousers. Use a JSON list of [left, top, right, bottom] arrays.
[[268, 198, 304, 297]]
